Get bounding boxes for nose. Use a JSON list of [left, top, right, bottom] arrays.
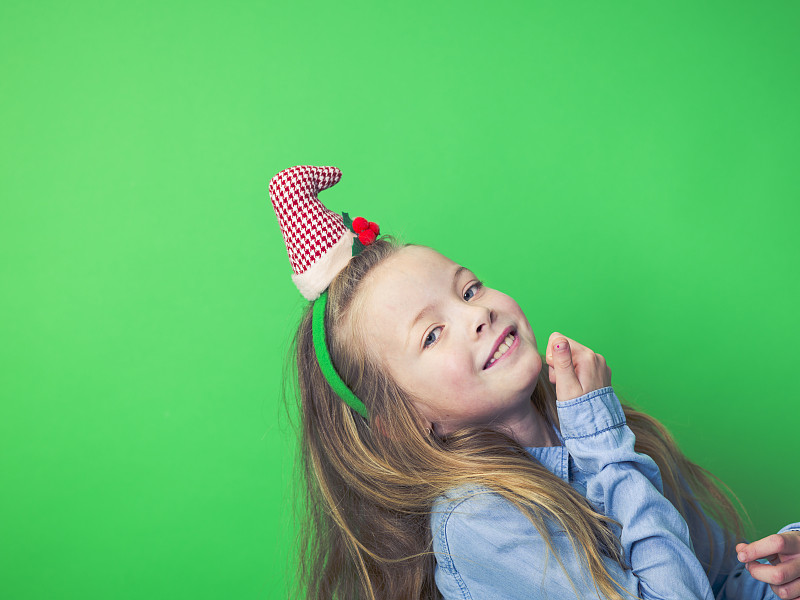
[[470, 303, 494, 337]]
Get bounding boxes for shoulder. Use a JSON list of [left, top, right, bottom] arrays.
[[430, 483, 566, 570], [431, 484, 533, 535], [431, 482, 567, 531], [431, 483, 501, 529], [429, 485, 593, 600]]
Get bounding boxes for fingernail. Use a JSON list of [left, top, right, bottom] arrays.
[[556, 341, 568, 352], [737, 552, 745, 562]]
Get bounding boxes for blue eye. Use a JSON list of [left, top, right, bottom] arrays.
[[463, 281, 483, 301], [424, 326, 442, 348]]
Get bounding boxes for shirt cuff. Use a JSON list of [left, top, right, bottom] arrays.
[[778, 523, 800, 534], [556, 386, 624, 440]]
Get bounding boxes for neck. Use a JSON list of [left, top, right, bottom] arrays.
[[501, 397, 560, 448]]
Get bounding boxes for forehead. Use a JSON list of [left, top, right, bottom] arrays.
[[358, 245, 460, 331], [367, 245, 457, 298]]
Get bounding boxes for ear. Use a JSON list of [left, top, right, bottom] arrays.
[[409, 401, 437, 436]]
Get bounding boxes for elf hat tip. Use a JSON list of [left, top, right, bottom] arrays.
[[269, 165, 354, 300]]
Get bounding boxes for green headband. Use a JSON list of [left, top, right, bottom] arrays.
[[312, 290, 369, 419]]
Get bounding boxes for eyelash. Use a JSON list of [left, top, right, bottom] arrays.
[[423, 280, 483, 349], [463, 280, 483, 301]]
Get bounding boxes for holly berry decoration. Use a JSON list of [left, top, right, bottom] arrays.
[[342, 212, 381, 256]]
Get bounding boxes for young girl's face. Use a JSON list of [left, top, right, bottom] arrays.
[[357, 245, 544, 436]]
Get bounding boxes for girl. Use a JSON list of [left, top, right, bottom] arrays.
[[270, 165, 800, 600]]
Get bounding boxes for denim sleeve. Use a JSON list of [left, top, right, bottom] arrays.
[[683, 492, 800, 600], [431, 386, 717, 599], [557, 386, 715, 599]]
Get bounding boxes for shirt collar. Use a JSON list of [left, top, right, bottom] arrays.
[[524, 421, 568, 481]]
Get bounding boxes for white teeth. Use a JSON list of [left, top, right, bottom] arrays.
[[486, 332, 516, 367]]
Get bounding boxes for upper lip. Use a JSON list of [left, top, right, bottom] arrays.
[[483, 326, 515, 369]]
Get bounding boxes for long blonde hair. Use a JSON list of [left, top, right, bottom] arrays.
[[287, 237, 745, 600]]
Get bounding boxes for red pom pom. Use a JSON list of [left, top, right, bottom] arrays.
[[352, 217, 368, 233], [358, 229, 376, 245], [368, 221, 380, 235]]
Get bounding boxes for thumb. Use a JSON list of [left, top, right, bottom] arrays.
[[553, 339, 582, 402]]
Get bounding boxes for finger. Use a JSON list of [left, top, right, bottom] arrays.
[[739, 534, 800, 563], [552, 338, 583, 402], [545, 332, 562, 367], [545, 332, 588, 366], [770, 576, 800, 600], [737, 548, 780, 563], [746, 560, 800, 587]]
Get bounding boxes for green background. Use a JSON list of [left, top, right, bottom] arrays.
[[1, 1, 798, 598]]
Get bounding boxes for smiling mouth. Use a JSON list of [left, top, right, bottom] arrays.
[[484, 330, 517, 369]]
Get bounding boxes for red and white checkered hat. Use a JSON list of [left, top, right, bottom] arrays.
[[269, 165, 358, 300]]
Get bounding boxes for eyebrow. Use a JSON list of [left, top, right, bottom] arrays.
[[406, 265, 470, 349]]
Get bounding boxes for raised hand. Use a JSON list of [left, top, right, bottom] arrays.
[[544, 332, 612, 403], [737, 531, 800, 599]]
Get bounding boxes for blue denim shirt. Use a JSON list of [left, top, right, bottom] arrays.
[[431, 387, 800, 599]]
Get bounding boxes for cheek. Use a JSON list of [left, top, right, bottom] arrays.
[[501, 295, 525, 317], [500, 297, 536, 340], [432, 354, 475, 398]]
